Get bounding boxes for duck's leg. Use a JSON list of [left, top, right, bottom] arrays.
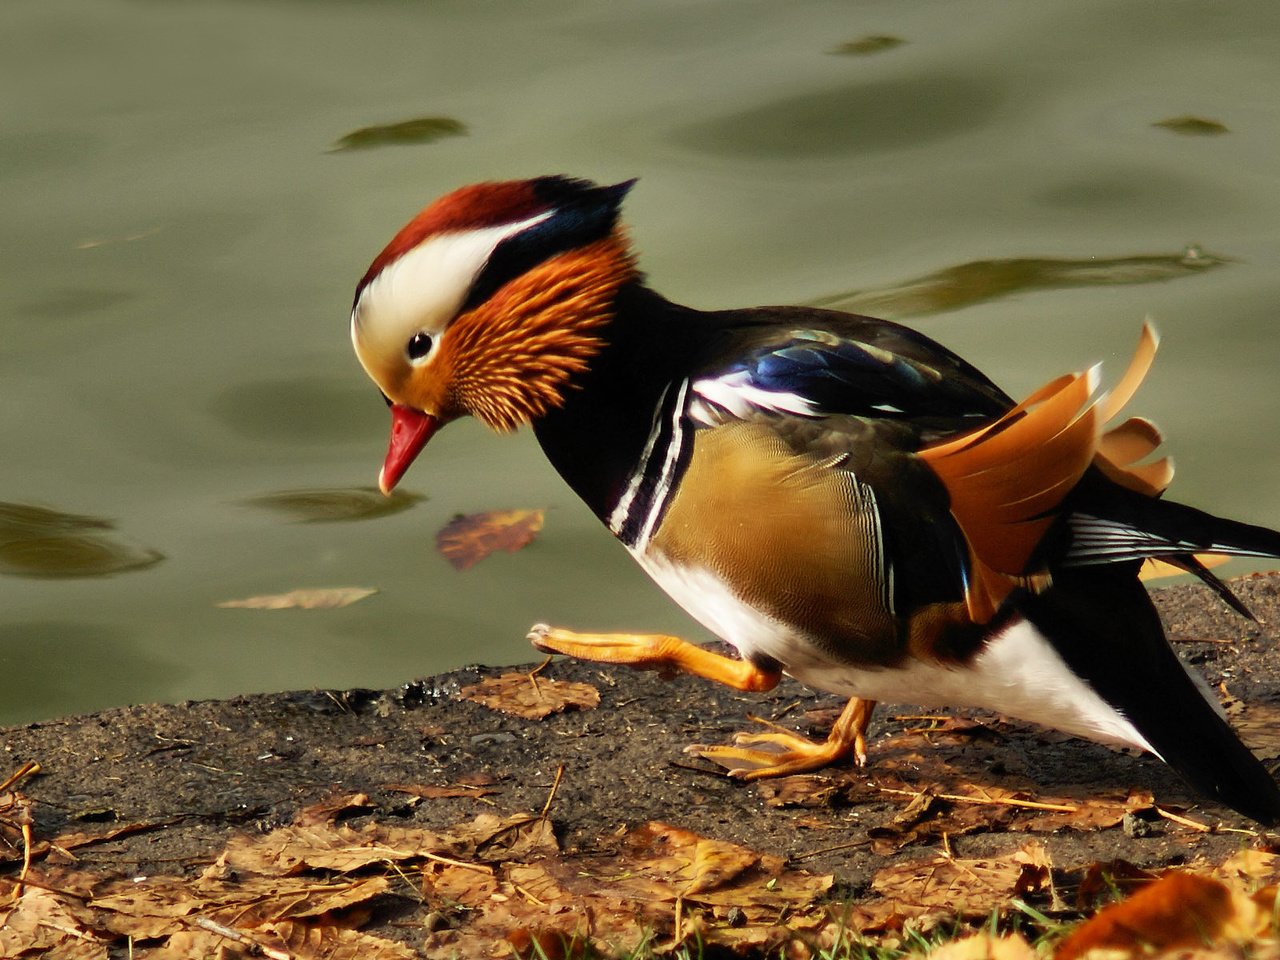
[[686, 696, 877, 779], [527, 623, 781, 691], [530, 622, 876, 779]]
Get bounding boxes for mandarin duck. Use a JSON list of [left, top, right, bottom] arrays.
[[351, 175, 1280, 823]]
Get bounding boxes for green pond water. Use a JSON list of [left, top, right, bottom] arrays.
[[3, 0, 1280, 725]]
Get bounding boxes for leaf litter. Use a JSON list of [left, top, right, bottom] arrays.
[[6, 576, 1280, 957], [459, 663, 601, 720], [8, 745, 1280, 960]]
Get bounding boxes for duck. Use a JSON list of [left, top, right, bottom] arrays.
[[350, 175, 1280, 823]]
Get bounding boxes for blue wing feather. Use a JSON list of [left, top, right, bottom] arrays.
[[724, 330, 1008, 422]]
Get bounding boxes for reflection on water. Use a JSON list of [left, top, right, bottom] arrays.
[[0, 504, 163, 579], [813, 248, 1228, 319], [241, 487, 424, 524], [671, 73, 1003, 158], [3, 0, 1280, 726]]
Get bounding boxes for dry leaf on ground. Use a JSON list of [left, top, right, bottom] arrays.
[[1057, 871, 1269, 960], [385, 781, 501, 800], [418, 819, 834, 959], [435, 509, 544, 570], [872, 841, 1054, 918], [216, 587, 377, 610], [913, 932, 1038, 960], [459, 671, 600, 720], [1227, 701, 1280, 761]]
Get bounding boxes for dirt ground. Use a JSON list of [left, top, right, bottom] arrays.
[[4, 573, 1280, 952]]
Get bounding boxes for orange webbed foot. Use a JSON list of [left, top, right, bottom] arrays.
[[685, 697, 876, 780]]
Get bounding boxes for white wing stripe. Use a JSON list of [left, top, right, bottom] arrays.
[[689, 371, 818, 425]]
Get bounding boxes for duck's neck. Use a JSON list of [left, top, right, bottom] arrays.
[[531, 283, 706, 527]]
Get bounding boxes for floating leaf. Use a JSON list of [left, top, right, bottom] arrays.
[[812, 247, 1228, 319], [459, 671, 600, 720], [830, 34, 906, 55], [330, 116, 467, 152], [240, 486, 423, 523], [0, 502, 163, 579], [436, 508, 544, 570], [216, 587, 377, 610], [1153, 115, 1229, 136]]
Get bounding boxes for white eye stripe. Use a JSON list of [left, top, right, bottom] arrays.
[[351, 211, 553, 365]]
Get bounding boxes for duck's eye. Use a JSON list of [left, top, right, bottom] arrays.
[[406, 332, 434, 361]]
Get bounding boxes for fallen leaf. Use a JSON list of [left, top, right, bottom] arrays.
[[263, 918, 419, 959], [216, 587, 377, 610], [459, 672, 599, 720], [757, 774, 847, 808], [1057, 871, 1264, 960], [221, 822, 454, 875], [385, 782, 501, 800], [436, 509, 544, 570], [872, 841, 1054, 917], [90, 874, 391, 939], [915, 932, 1038, 960], [0, 886, 108, 959], [1227, 701, 1280, 761]]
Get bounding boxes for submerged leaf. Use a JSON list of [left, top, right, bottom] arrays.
[[241, 486, 423, 523], [0, 502, 163, 579], [436, 509, 544, 570], [216, 587, 377, 610], [830, 34, 906, 56], [459, 671, 600, 720], [813, 247, 1229, 319], [1153, 115, 1229, 136], [331, 116, 467, 152]]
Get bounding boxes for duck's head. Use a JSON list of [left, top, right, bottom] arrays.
[[350, 175, 638, 493]]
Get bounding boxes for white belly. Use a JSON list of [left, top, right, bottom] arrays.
[[633, 552, 1156, 756]]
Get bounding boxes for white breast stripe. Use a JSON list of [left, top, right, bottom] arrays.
[[607, 383, 672, 536], [634, 379, 691, 552]]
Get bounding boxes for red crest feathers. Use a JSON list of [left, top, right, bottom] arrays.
[[355, 180, 548, 304]]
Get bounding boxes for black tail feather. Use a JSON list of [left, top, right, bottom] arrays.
[[1022, 564, 1280, 825], [1165, 553, 1257, 621], [1064, 478, 1280, 597]]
